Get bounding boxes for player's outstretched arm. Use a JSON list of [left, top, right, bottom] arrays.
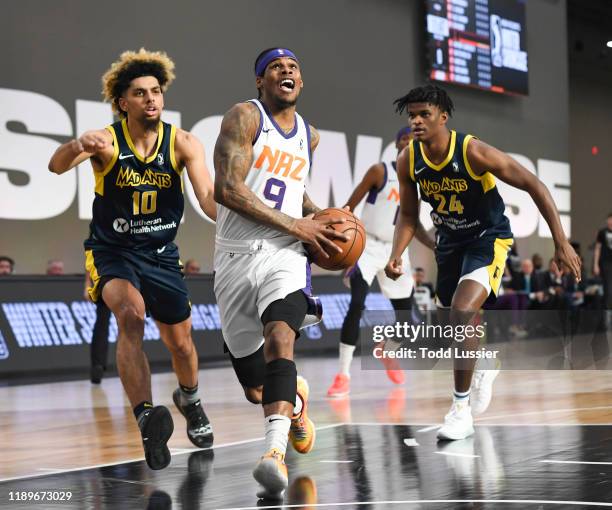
[[343, 163, 385, 212], [466, 138, 581, 280], [48, 129, 113, 174], [214, 103, 295, 230], [176, 129, 216, 221], [385, 148, 419, 280]]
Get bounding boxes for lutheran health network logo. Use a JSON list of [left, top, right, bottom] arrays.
[[113, 218, 130, 233]]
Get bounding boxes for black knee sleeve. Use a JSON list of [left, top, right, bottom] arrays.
[[228, 345, 266, 389], [262, 358, 297, 406]]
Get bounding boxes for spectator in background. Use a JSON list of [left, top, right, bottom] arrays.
[[594, 213, 612, 310], [0, 256, 15, 276], [505, 258, 550, 336], [562, 266, 585, 309], [184, 259, 201, 275], [509, 259, 543, 305], [540, 258, 567, 310], [532, 253, 544, 273], [413, 267, 435, 298], [46, 259, 65, 275]]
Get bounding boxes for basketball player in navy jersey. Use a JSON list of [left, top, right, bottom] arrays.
[[49, 49, 216, 469], [327, 126, 434, 397], [214, 47, 347, 498], [386, 85, 581, 440]]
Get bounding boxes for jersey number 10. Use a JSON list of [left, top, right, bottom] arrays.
[[132, 191, 158, 215]]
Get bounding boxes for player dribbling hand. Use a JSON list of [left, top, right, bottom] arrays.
[[384, 257, 404, 280]]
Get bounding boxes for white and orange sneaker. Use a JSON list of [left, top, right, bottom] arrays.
[[289, 376, 316, 454], [327, 373, 350, 397], [253, 448, 288, 499]]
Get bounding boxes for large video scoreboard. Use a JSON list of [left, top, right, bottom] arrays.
[[426, 0, 528, 95]]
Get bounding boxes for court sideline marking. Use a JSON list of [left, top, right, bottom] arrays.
[[0, 423, 344, 483]]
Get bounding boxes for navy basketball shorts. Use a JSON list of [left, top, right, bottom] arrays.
[[434, 233, 513, 308], [84, 241, 191, 325]]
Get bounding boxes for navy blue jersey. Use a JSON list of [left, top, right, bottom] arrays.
[[408, 130, 512, 242], [85, 119, 184, 250]]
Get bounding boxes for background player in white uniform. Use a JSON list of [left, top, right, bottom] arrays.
[[213, 47, 348, 499], [327, 127, 434, 397]]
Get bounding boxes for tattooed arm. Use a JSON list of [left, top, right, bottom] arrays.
[[302, 192, 321, 216], [214, 105, 346, 255], [214, 102, 294, 232]]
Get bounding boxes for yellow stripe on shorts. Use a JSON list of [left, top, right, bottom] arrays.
[[84, 249, 101, 302], [487, 238, 513, 296]]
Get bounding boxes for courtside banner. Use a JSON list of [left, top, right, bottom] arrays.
[[0, 275, 396, 376]]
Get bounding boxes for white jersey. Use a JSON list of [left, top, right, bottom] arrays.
[[360, 161, 400, 242], [215, 99, 312, 241]]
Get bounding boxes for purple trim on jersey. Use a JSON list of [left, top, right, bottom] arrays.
[[390, 160, 397, 173], [365, 188, 378, 204], [304, 117, 312, 168], [303, 259, 313, 295], [379, 162, 388, 191], [248, 100, 263, 145], [260, 100, 298, 139], [346, 262, 360, 278], [255, 48, 299, 76], [365, 162, 387, 204]]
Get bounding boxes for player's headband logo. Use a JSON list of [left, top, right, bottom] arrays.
[[255, 48, 299, 77]]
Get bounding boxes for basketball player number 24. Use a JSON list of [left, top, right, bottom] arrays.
[[263, 178, 286, 210]]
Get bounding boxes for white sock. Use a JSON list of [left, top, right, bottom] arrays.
[[264, 414, 291, 454], [453, 389, 470, 405], [293, 394, 303, 416], [339, 343, 356, 375]]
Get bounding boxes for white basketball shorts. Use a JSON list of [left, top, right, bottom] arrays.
[[214, 236, 311, 359], [351, 236, 414, 299]]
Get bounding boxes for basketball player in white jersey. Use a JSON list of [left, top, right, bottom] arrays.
[[213, 47, 347, 499], [327, 127, 435, 397]]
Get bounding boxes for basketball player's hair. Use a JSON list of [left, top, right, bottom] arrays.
[[102, 48, 176, 118], [394, 84, 455, 117]]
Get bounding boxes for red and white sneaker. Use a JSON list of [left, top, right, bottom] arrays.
[[327, 373, 350, 397], [376, 342, 405, 385]]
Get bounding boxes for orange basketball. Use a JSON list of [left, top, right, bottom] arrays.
[[306, 208, 366, 270]]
